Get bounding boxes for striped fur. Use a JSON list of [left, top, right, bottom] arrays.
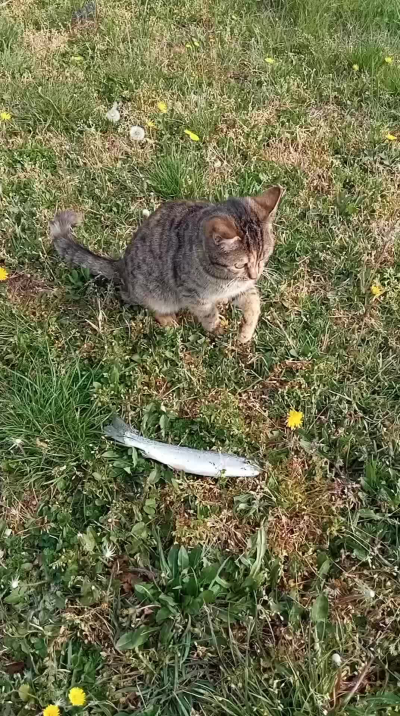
[[51, 186, 283, 342]]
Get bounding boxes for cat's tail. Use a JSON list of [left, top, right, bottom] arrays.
[[50, 210, 121, 282]]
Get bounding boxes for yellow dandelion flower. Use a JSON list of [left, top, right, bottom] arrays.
[[286, 409, 304, 430], [385, 56, 393, 64], [193, 40, 200, 47], [184, 129, 200, 141], [69, 687, 86, 706], [370, 283, 383, 297], [157, 101, 167, 113], [185, 43, 192, 49], [0, 267, 8, 281], [265, 57, 275, 64], [386, 133, 397, 141], [146, 120, 156, 128], [352, 63, 359, 71], [43, 706, 60, 716], [71, 55, 84, 63], [0, 111, 11, 121]]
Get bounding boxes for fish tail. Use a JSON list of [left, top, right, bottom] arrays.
[[104, 416, 140, 443]]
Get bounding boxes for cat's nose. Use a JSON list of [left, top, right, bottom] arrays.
[[247, 265, 258, 280]]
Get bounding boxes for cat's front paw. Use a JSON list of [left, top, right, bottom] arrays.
[[155, 313, 178, 327]]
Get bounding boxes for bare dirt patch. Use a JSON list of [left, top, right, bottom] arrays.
[[7, 272, 54, 316]]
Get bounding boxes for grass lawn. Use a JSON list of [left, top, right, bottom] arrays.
[[1, 0, 400, 713]]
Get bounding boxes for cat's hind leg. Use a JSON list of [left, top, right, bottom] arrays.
[[129, 289, 179, 327]]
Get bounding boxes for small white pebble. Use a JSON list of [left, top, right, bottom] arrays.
[[142, 209, 151, 218], [214, 160, 222, 168], [105, 102, 120, 123], [129, 125, 145, 141], [332, 653, 342, 666], [367, 589, 375, 598], [4, 528, 12, 537]]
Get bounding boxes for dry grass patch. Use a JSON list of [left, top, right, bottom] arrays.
[[7, 272, 53, 309], [0, 488, 42, 533], [61, 603, 114, 649], [267, 456, 358, 558], [277, 263, 333, 308], [377, 174, 400, 221], [161, 477, 255, 550], [5, 0, 36, 20], [81, 126, 156, 167], [369, 218, 400, 268], [24, 28, 69, 59], [174, 510, 253, 550], [262, 121, 338, 193]]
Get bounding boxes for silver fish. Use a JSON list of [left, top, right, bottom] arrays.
[[104, 417, 260, 478]]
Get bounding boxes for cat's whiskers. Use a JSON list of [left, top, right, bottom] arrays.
[[262, 266, 280, 286]]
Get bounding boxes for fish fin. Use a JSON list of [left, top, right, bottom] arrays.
[[104, 415, 140, 441]]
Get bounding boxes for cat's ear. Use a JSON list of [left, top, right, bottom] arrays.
[[205, 216, 242, 248], [253, 185, 285, 220]]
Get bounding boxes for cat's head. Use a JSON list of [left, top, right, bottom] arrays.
[[204, 185, 284, 280]]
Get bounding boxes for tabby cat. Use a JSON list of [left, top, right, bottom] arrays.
[[50, 185, 283, 343]]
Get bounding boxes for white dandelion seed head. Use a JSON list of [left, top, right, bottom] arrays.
[[129, 125, 145, 142], [105, 102, 120, 123], [332, 653, 342, 666], [142, 208, 151, 218]]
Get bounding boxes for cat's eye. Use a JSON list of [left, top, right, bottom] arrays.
[[235, 262, 247, 269]]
